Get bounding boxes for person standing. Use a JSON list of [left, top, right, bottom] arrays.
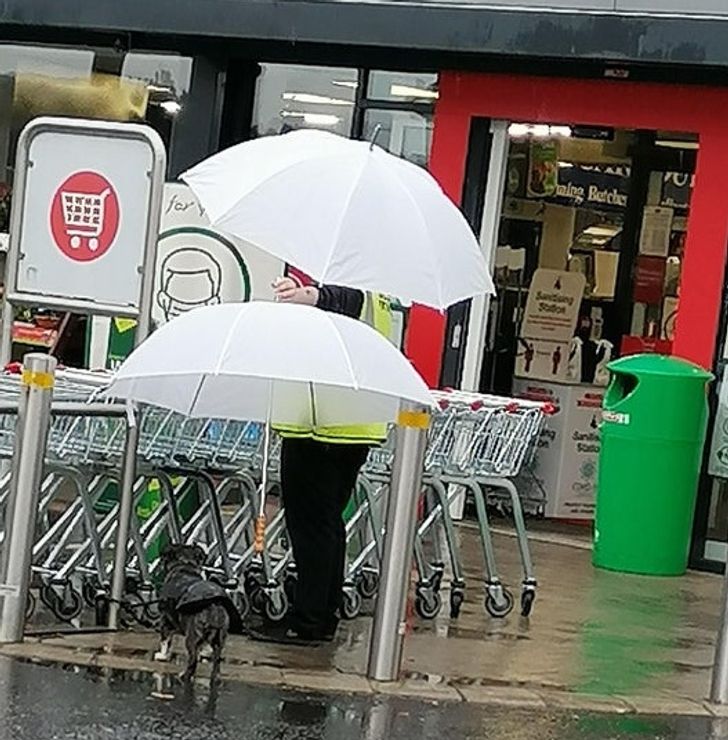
[[250, 276, 391, 645]]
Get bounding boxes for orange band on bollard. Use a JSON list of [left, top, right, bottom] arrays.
[[21, 369, 54, 390], [397, 410, 431, 429], [254, 515, 267, 554]]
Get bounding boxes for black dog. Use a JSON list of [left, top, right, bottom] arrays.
[[155, 543, 242, 683]]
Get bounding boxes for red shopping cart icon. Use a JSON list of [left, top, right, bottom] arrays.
[[50, 171, 120, 262]]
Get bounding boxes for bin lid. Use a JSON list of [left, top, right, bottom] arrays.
[[607, 353, 712, 380]]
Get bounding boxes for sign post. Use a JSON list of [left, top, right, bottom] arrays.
[[0, 117, 166, 633]]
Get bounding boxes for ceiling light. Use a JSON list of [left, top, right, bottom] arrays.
[[147, 84, 173, 93], [508, 123, 573, 138], [550, 126, 573, 138], [508, 123, 530, 138], [583, 225, 622, 238], [159, 100, 182, 115], [281, 111, 341, 126], [282, 92, 352, 106], [389, 84, 439, 100], [656, 140, 699, 150]]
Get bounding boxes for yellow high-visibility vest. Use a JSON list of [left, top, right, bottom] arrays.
[[276, 292, 393, 444]]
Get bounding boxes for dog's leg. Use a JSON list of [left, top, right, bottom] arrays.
[[209, 645, 222, 686], [182, 620, 201, 683], [209, 635, 224, 687], [210, 608, 229, 688], [154, 617, 175, 662]]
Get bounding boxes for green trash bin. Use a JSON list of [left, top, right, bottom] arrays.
[[593, 354, 712, 576]]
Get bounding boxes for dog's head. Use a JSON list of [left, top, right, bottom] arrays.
[[160, 543, 206, 574]]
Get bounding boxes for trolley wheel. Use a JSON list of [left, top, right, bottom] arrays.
[[356, 570, 379, 600], [449, 590, 465, 620], [430, 568, 444, 593], [141, 600, 161, 629], [415, 589, 442, 620], [264, 590, 289, 623], [55, 588, 83, 623], [82, 580, 102, 609], [520, 589, 536, 618], [229, 590, 250, 622], [244, 569, 264, 597], [484, 588, 514, 619], [25, 591, 36, 621], [341, 588, 362, 620], [94, 593, 110, 627], [120, 592, 145, 627], [250, 586, 266, 615], [39, 582, 57, 611]]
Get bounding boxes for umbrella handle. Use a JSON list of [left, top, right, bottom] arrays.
[[254, 514, 267, 554]]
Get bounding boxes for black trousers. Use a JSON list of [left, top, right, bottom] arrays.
[[280, 437, 369, 634]]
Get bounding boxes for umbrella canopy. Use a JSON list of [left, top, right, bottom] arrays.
[[181, 130, 494, 310], [104, 300, 433, 424]]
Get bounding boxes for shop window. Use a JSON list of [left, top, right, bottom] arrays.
[[251, 64, 357, 138], [367, 71, 438, 103], [0, 45, 192, 210], [0, 43, 192, 365], [363, 109, 432, 168]]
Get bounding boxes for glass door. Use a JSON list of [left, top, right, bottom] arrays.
[[695, 266, 728, 571]]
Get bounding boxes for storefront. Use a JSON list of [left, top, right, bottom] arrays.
[[402, 72, 728, 567], [3, 1, 728, 569]]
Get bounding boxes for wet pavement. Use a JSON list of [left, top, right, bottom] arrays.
[[1, 655, 728, 739], [10, 527, 725, 716]]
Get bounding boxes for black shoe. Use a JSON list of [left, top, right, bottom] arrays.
[[323, 620, 339, 642], [247, 623, 326, 647]]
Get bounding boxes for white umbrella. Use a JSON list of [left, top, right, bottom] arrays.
[[105, 301, 432, 423], [181, 130, 494, 310], [105, 300, 433, 549]]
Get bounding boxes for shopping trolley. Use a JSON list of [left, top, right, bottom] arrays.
[[61, 187, 111, 252], [427, 390, 553, 617], [0, 359, 552, 630]]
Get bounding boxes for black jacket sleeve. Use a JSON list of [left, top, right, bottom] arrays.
[[316, 285, 364, 319]]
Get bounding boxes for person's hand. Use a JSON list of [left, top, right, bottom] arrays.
[[272, 276, 299, 301], [272, 277, 319, 306]]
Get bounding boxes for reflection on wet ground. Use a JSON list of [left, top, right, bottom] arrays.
[[0, 656, 727, 739], [10, 527, 724, 714], [407, 526, 720, 705]]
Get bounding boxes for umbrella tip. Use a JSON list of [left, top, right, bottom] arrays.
[[369, 124, 383, 151]]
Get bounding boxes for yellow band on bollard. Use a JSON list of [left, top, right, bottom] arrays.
[[21, 369, 55, 390], [397, 410, 431, 429]]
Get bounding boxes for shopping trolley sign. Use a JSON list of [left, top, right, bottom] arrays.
[[3, 117, 166, 325], [49, 171, 121, 262]]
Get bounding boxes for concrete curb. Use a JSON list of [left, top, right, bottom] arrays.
[[0, 639, 717, 717]]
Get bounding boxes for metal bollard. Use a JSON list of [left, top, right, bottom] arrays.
[[0, 353, 56, 643], [367, 404, 430, 682], [711, 560, 728, 704], [107, 406, 140, 630]]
